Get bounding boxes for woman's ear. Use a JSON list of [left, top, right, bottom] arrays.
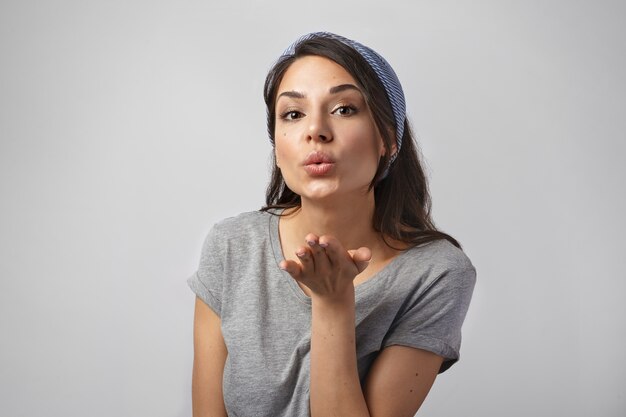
[[390, 126, 399, 155], [388, 140, 397, 157], [275, 149, 281, 168], [379, 132, 397, 157]]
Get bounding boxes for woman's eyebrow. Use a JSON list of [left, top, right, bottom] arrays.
[[329, 84, 361, 94], [277, 84, 362, 101], [277, 90, 305, 100]]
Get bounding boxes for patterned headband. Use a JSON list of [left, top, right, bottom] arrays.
[[281, 32, 406, 167]]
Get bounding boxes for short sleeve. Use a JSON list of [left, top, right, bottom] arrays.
[[187, 225, 224, 316], [382, 266, 476, 373]]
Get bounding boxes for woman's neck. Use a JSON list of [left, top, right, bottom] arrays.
[[284, 193, 379, 251]]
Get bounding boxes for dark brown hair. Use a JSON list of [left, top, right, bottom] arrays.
[[260, 36, 461, 249]]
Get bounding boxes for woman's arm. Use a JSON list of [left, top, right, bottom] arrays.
[[281, 235, 443, 416], [192, 296, 228, 417], [310, 291, 443, 417], [310, 288, 370, 416], [364, 346, 443, 416]]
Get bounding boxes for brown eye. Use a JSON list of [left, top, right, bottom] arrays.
[[334, 105, 357, 116], [281, 110, 304, 120]]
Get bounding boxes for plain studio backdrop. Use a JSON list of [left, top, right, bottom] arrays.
[[1, 1, 624, 416]]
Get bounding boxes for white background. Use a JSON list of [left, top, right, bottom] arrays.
[[1, 1, 624, 416]]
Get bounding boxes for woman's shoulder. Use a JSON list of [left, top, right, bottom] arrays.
[[398, 238, 476, 278], [211, 210, 268, 228], [382, 238, 476, 297], [208, 210, 272, 239]]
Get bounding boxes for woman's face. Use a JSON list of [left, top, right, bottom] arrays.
[[274, 55, 386, 203]]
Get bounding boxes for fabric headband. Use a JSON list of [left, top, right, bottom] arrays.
[[280, 31, 407, 167]]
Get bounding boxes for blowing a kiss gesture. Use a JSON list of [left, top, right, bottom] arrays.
[[279, 234, 372, 302]]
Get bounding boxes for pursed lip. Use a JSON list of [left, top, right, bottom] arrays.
[[302, 151, 335, 176], [302, 151, 335, 166]]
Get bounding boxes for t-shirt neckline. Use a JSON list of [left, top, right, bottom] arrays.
[[266, 209, 412, 305]]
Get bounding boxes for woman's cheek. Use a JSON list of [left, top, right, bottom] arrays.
[[274, 141, 298, 188], [274, 131, 287, 167], [278, 164, 301, 196]]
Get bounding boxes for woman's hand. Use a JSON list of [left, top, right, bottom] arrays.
[[279, 234, 371, 301]]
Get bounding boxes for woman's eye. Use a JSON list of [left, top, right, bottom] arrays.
[[281, 110, 303, 120], [334, 105, 357, 116]]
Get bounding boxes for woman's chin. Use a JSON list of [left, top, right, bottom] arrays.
[[300, 192, 338, 202], [299, 187, 371, 205], [298, 185, 341, 202]]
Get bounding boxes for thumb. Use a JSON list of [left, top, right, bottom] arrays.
[[348, 247, 372, 273]]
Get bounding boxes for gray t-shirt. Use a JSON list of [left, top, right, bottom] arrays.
[[188, 210, 476, 416]]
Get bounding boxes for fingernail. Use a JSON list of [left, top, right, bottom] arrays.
[[319, 242, 328, 248], [306, 240, 316, 247], [296, 250, 306, 258]]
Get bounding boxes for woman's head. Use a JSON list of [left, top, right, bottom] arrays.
[[272, 55, 387, 202], [264, 32, 404, 186], [262, 32, 461, 249]]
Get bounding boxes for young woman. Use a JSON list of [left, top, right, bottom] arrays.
[[188, 32, 476, 417]]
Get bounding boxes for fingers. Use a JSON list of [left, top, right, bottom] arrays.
[[318, 235, 348, 267], [350, 247, 372, 263], [314, 235, 371, 274], [279, 259, 303, 279], [305, 233, 332, 275], [279, 235, 324, 281], [280, 234, 372, 281], [348, 247, 372, 273]]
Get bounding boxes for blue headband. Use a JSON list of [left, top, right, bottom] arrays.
[[281, 32, 406, 167]]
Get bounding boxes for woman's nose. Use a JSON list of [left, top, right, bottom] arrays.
[[306, 112, 333, 143]]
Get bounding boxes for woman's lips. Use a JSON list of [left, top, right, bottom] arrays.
[[304, 162, 335, 176], [302, 151, 335, 176]]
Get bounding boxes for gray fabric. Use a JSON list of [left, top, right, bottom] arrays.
[[187, 210, 476, 416]]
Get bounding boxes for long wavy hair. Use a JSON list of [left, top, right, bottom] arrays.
[[260, 36, 460, 249]]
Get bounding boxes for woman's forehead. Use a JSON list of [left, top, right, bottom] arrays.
[[277, 56, 359, 95]]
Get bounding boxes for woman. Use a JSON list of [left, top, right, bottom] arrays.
[[188, 32, 476, 416]]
